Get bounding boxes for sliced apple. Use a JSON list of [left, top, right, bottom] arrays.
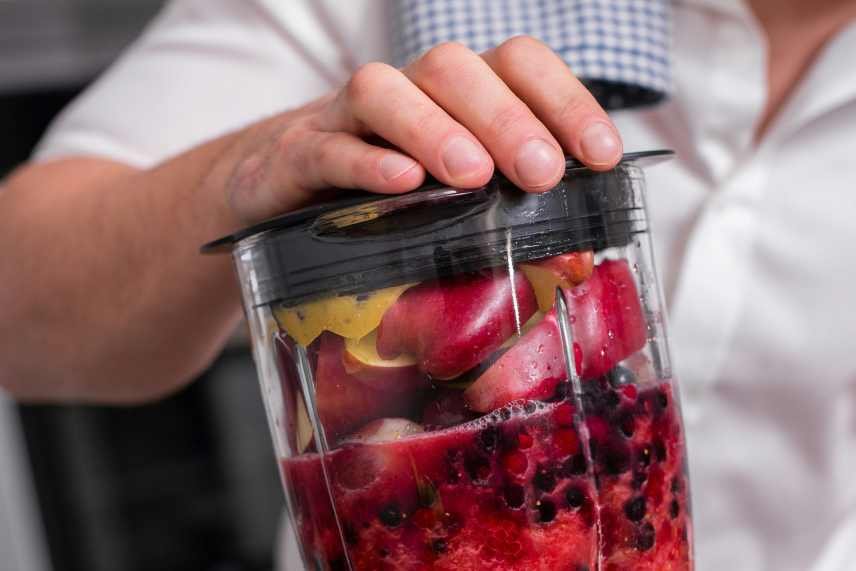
[[315, 332, 423, 442], [295, 396, 314, 453], [376, 270, 538, 380], [343, 331, 428, 392], [275, 284, 414, 346], [464, 311, 568, 413], [342, 418, 425, 444], [465, 259, 647, 413], [521, 251, 594, 312]]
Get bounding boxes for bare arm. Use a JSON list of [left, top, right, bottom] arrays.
[[0, 37, 622, 404]]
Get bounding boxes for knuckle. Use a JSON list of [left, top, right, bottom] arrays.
[[494, 35, 546, 67], [417, 41, 472, 78], [274, 124, 307, 161], [405, 104, 447, 143], [346, 62, 394, 106], [309, 132, 336, 168], [555, 93, 595, 126], [486, 103, 533, 139]]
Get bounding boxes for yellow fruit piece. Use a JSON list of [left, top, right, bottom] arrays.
[[344, 330, 417, 370], [520, 264, 571, 312], [295, 396, 313, 453], [274, 284, 413, 346]]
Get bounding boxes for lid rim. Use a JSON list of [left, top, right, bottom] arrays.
[[201, 149, 673, 253]]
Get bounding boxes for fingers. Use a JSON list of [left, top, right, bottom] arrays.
[[228, 129, 425, 223], [481, 36, 623, 171], [321, 61, 494, 188], [404, 41, 567, 192]]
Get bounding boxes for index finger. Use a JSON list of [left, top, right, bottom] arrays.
[[481, 36, 623, 171]]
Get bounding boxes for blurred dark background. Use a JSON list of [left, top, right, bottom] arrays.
[[1, 2, 283, 571]]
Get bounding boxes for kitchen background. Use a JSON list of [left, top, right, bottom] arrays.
[[1, 2, 283, 570]]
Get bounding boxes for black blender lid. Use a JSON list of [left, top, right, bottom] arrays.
[[203, 149, 673, 307]]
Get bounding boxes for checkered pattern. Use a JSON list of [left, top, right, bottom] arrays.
[[391, 0, 671, 109]]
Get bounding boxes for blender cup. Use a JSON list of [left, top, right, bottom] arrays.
[[204, 150, 693, 570]]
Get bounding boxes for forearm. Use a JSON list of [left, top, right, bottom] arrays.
[[0, 126, 252, 403]]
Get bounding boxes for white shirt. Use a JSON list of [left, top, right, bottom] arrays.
[[35, 1, 856, 570]]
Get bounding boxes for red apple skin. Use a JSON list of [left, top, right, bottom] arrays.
[[341, 350, 430, 393], [314, 333, 422, 442], [463, 311, 569, 413], [464, 259, 647, 413], [376, 270, 538, 380]]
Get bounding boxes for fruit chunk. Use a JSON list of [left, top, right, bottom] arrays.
[[521, 251, 595, 311], [343, 418, 425, 444], [274, 333, 315, 453], [421, 389, 478, 429], [465, 259, 647, 412], [314, 333, 422, 442], [463, 312, 567, 413], [376, 270, 538, 380], [343, 331, 427, 392], [275, 284, 413, 346]]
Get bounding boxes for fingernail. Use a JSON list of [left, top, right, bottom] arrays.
[[580, 122, 622, 166], [514, 138, 564, 189], [380, 153, 418, 181], [442, 136, 488, 180]]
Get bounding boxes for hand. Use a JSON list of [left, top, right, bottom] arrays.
[[224, 36, 623, 224]]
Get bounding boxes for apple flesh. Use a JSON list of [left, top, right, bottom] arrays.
[[342, 418, 425, 444], [342, 331, 429, 393], [314, 333, 423, 442], [464, 259, 647, 413], [376, 270, 538, 380]]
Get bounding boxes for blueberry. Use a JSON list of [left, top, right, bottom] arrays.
[[534, 464, 557, 492], [343, 523, 358, 546], [636, 522, 656, 551], [504, 484, 526, 509], [653, 439, 667, 462], [566, 487, 586, 509], [624, 496, 647, 522], [608, 365, 636, 387], [524, 401, 537, 414], [601, 442, 631, 475], [606, 390, 621, 408], [431, 538, 448, 554], [379, 504, 403, 528], [671, 477, 682, 493], [537, 499, 557, 523], [479, 426, 500, 453], [464, 453, 490, 481], [563, 453, 588, 476], [619, 413, 635, 437], [551, 381, 571, 402], [670, 499, 681, 518]]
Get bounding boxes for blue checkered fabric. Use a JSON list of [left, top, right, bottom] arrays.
[[391, 0, 671, 109]]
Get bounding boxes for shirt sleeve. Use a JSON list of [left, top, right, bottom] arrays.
[[33, 0, 346, 168]]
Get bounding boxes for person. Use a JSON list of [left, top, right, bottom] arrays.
[[1, 0, 855, 569]]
